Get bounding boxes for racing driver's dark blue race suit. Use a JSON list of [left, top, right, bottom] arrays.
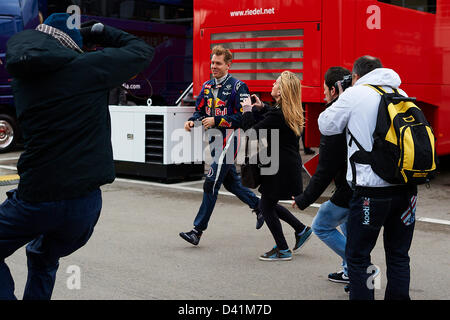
[[188, 74, 260, 231]]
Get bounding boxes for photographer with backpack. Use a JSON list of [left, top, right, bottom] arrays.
[[318, 56, 436, 300]]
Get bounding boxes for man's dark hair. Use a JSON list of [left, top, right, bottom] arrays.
[[352, 55, 383, 77], [324, 66, 351, 90]]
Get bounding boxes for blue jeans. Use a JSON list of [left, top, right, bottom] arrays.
[[311, 200, 349, 275], [346, 188, 416, 300], [194, 162, 259, 231], [0, 189, 102, 300]]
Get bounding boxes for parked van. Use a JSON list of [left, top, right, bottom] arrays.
[[0, 0, 40, 152]]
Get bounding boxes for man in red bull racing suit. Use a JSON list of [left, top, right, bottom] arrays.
[[180, 45, 263, 246]]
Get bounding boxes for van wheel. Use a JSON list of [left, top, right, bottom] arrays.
[[0, 114, 17, 153]]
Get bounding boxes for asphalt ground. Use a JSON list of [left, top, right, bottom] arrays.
[[0, 150, 449, 300]]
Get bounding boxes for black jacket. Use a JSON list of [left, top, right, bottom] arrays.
[[242, 104, 303, 200], [294, 100, 353, 209], [6, 26, 154, 202]]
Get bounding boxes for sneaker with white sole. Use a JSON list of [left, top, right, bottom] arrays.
[[328, 270, 349, 284], [259, 246, 292, 261]]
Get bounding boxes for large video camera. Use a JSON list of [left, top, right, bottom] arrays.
[[334, 74, 352, 93]]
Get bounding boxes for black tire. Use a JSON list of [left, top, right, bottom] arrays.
[[0, 114, 17, 153]]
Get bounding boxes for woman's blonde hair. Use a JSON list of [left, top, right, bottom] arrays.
[[278, 71, 304, 136]]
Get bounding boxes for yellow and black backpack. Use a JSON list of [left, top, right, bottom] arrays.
[[349, 85, 437, 186]]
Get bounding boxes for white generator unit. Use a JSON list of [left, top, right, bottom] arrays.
[[109, 105, 205, 182]]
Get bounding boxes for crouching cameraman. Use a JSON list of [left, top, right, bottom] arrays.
[[0, 13, 153, 300]]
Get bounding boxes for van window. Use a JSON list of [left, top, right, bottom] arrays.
[[0, 17, 16, 52], [378, 0, 436, 14]]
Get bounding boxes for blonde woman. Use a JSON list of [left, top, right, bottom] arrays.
[[241, 71, 312, 261]]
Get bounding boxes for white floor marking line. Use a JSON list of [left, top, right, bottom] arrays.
[[416, 217, 450, 226], [0, 172, 446, 226], [116, 177, 235, 195], [171, 180, 205, 187], [0, 156, 20, 161], [0, 165, 18, 171], [279, 200, 321, 208], [116, 178, 449, 226]]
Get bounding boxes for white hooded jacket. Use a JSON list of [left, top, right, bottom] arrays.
[[318, 68, 407, 187]]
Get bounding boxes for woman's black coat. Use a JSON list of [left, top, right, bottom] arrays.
[[242, 104, 303, 200]]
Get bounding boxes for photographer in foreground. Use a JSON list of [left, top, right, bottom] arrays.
[[0, 13, 153, 300]]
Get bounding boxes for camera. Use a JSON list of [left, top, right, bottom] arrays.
[[80, 21, 105, 48], [251, 95, 257, 104], [334, 74, 352, 93]]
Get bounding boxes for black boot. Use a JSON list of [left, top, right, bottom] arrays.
[[179, 228, 202, 245]]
